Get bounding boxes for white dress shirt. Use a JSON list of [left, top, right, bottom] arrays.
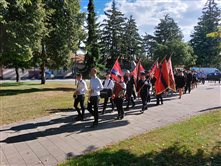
[[76, 80, 88, 95], [103, 79, 114, 90], [90, 76, 103, 96]]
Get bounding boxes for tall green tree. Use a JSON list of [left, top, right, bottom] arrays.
[[190, 0, 220, 67], [34, 0, 84, 84], [83, 0, 100, 76], [0, 0, 47, 82], [154, 14, 183, 44], [121, 15, 143, 61], [100, 0, 126, 67], [145, 14, 197, 67]]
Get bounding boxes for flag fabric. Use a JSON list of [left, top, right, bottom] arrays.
[[130, 61, 145, 87], [154, 59, 169, 95], [149, 61, 158, 76], [111, 58, 123, 81], [167, 57, 176, 92]]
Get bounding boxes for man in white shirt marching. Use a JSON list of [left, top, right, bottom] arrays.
[[102, 72, 114, 114], [74, 73, 88, 121], [88, 68, 103, 128]]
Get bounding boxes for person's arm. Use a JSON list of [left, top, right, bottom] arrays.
[[80, 81, 88, 94], [94, 78, 103, 92], [109, 80, 115, 90]]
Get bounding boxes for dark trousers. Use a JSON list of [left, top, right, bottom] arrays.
[[185, 83, 191, 93], [126, 92, 135, 108], [88, 96, 99, 124], [156, 94, 163, 105], [141, 94, 148, 109], [114, 97, 124, 118], [103, 97, 114, 112], [74, 95, 85, 118]]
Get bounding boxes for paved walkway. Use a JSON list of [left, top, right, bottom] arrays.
[[0, 83, 220, 166]]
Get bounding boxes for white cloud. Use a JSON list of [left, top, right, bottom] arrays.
[[98, 0, 220, 41]]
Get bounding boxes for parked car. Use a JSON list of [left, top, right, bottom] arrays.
[[207, 72, 221, 82]]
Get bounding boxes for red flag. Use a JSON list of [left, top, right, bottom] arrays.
[[149, 61, 158, 76], [154, 60, 169, 95], [167, 57, 176, 91], [130, 61, 145, 86], [111, 58, 123, 81]]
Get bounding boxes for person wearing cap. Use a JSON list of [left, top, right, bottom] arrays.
[[88, 68, 103, 128], [101, 72, 115, 114], [124, 70, 136, 110], [112, 75, 126, 120], [137, 72, 151, 113], [74, 73, 88, 120]]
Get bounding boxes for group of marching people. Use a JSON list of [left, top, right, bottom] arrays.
[[73, 67, 152, 128], [73, 61, 199, 128]]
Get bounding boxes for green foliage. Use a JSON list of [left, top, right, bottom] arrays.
[[83, 0, 101, 76], [190, 0, 220, 68], [0, 0, 47, 76], [100, 0, 126, 67], [121, 15, 144, 61], [153, 40, 197, 67], [143, 14, 196, 67], [154, 14, 183, 44]]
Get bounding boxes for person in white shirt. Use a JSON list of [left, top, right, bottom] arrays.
[[101, 73, 115, 114], [74, 73, 88, 121], [88, 68, 103, 128]]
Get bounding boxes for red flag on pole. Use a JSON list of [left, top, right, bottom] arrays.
[[167, 57, 176, 92], [149, 61, 158, 76], [130, 60, 145, 87], [111, 58, 123, 81], [154, 59, 169, 95]]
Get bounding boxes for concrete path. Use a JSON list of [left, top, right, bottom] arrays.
[[0, 83, 220, 166]]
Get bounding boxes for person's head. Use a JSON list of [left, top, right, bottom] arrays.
[[125, 70, 130, 77], [140, 72, 146, 79], [90, 68, 97, 77], [76, 73, 82, 81], [117, 75, 122, 83], [105, 73, 111, 79]]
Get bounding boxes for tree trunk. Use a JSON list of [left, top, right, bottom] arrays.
[[41, 43, 46, 84], [15, 67, 20, 82], [40, 62, 45, 84]]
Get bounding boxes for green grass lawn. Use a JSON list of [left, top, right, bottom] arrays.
[[0, 81, 78, 125], [60, 110, 221, 166]]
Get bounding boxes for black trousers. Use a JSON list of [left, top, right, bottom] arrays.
[[185, 83, 191, 93], [141, 94, 148, 109], [156, 94, 163, 105], [74, 95, 85, 118], [103, 97, 114, 112], [113, 97, 124, 118], [88, 96, 99, 124], [126, 92, 135, 108]]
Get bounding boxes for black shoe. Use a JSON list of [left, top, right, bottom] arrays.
[[125, 107, 130, 111], [90, 122, 98, 128], [120, 116, 124, 119], [75, 116, 81, 121], [132, 103, 135, 108], [101, 110, 105, 115]]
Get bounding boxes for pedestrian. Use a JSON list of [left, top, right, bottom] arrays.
[[112, 75, 126, 120], [185, 70, 193, 94], [124, 70, 135, 110], [101, 73, 114, 114], [87, 68, 103, 128], [73, 73, 88, 121], [137, 72, 151, 113], [176, 70, 186, 99]]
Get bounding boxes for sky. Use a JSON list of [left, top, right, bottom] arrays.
[[80, 0, 221, 41]]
